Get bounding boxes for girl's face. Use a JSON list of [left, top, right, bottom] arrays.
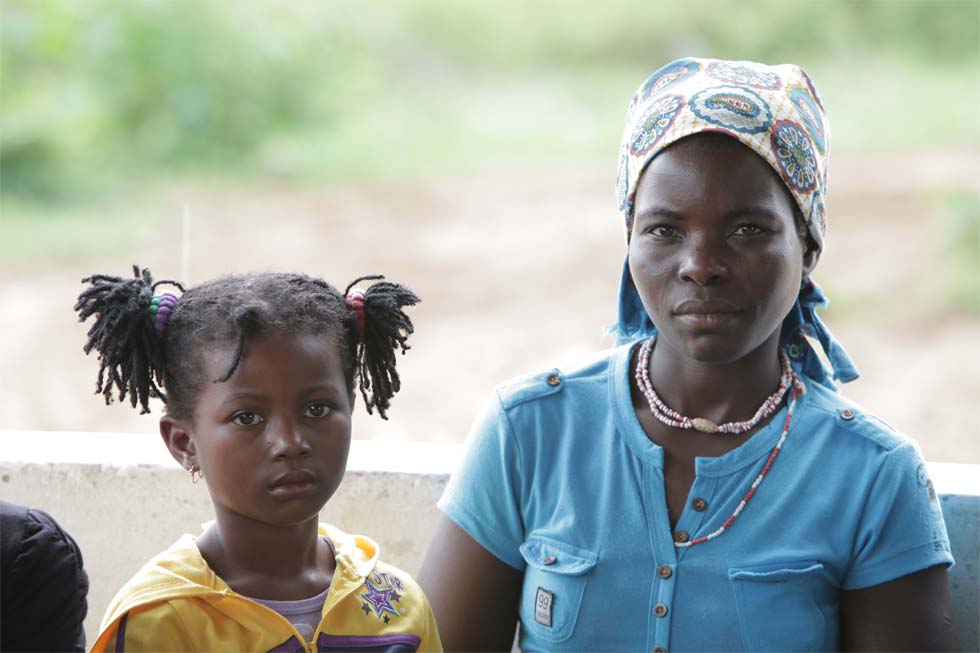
[[629, 135, 818, 364], [163, 331, 352, 528]]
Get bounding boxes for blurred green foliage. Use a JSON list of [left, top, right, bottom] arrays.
[[939, 190, 980, 315], [1, 0, 978, 202]]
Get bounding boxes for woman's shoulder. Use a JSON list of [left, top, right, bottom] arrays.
[[492, 345, 628, 411], [802, 379, 922, 456]]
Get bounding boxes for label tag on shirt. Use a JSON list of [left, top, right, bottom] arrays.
[[535, 587, 553, 627]]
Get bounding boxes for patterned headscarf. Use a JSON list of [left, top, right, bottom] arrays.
[[612, 57, 858, 388]]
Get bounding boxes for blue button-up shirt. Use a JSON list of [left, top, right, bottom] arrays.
[[439, 344, 953, 651]]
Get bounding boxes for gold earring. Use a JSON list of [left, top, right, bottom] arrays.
[[189, 465, 203, 484]]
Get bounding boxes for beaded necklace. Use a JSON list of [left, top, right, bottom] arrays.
[[677, 383, 801, 547], [635, 337, 793, 434], [633, 337, 805, 548]]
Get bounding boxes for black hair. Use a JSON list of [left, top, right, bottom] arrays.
[[74, 266, 419, 420]]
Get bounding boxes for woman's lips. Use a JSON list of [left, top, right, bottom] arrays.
[[674, 312, 741, 329], [672, 300, 743, 329]]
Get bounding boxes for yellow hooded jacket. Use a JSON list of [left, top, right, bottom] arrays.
[[91, 523, 441, 653]]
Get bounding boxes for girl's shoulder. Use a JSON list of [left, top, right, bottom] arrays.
[[320, 523, 442, 650], [91, 534, 225, 652], [321, 522, 428, 604], [100, 534, 216, 618]]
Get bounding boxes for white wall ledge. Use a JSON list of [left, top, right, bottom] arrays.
[[3, 430, 976, 491]]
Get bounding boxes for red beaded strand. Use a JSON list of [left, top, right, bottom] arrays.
[[675, 378, 802, 547]]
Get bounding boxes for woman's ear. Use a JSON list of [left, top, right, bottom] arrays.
[[160, 415, 197, 471], [802, 232, 821, 278]]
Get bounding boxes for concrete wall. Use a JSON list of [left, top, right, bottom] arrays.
[[2, 431, 977, 650]]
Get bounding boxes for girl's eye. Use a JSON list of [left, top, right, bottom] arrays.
[[733, 224, 765, 236], [231, 411, 263, 427], [304, 402, 332, 418]]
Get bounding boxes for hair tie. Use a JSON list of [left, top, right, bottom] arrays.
[[150, 293, 180, 335], [346, 289, 366, 336]]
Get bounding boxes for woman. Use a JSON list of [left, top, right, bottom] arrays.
[[419, 58, 958, 651]]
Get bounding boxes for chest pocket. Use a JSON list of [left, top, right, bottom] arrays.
[[729, 561, 835, 652], [518, 534, 597, 644]]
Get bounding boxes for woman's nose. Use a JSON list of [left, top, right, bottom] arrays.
[[677, 236, 727, 286], [268, 419, 311, 458]]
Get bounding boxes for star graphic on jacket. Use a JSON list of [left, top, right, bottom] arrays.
[[361, 602, 371, 615], [360, 579, 399, 619]]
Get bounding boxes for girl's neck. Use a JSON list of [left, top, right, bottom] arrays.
[[197, 511, 334, 601], [647, 334, 784, 426]]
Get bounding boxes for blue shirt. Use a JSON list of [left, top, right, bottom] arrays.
[[438, 344, 953, 652]]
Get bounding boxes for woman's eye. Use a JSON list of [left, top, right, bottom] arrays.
[[231, 411, 263, 427], [649, 225, 677, 237], [304, 402, 332, 418], [733, 224, 765, 236]]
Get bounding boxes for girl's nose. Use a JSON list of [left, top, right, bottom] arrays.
[[268, 419, 311, 459], [678, 237, 727, 286]]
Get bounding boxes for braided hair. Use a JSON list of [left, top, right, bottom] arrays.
[[74, 266, 419, 420]]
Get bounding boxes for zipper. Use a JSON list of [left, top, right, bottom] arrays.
[[236, 596, 318, 651]]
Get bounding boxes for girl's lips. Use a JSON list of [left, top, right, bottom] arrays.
[[268, 470, 319, 496], [268, 480, 319, 497]]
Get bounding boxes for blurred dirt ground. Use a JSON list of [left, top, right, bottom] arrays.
[[2, 152, 978, 463]]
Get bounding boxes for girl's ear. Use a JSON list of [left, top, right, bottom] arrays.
[[160, 416, 197, 471]]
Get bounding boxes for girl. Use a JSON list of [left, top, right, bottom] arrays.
[[75, 268, 441, 652], [419, 58, 958, 651]]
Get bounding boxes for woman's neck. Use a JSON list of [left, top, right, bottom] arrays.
[[197, 510, 334, 600], [647, 334, 784, 426]]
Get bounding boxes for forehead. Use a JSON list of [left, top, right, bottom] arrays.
[[633, 134, 796, 217], [200, 331, 346, 389]]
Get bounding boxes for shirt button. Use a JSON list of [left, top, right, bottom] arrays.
[[692, 497, 708, 512], [653, 647, 668, 653], [542, 555, 557, 565], [673, 530, 689, 544], [654, 603, 668, 617], [546, 373, 561, 387], [840, 408, 855, 420], [657, 565, 673, 579]]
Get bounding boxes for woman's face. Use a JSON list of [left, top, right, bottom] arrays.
[[628, 134, 818, 364], [174, 331, 353, 528]]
